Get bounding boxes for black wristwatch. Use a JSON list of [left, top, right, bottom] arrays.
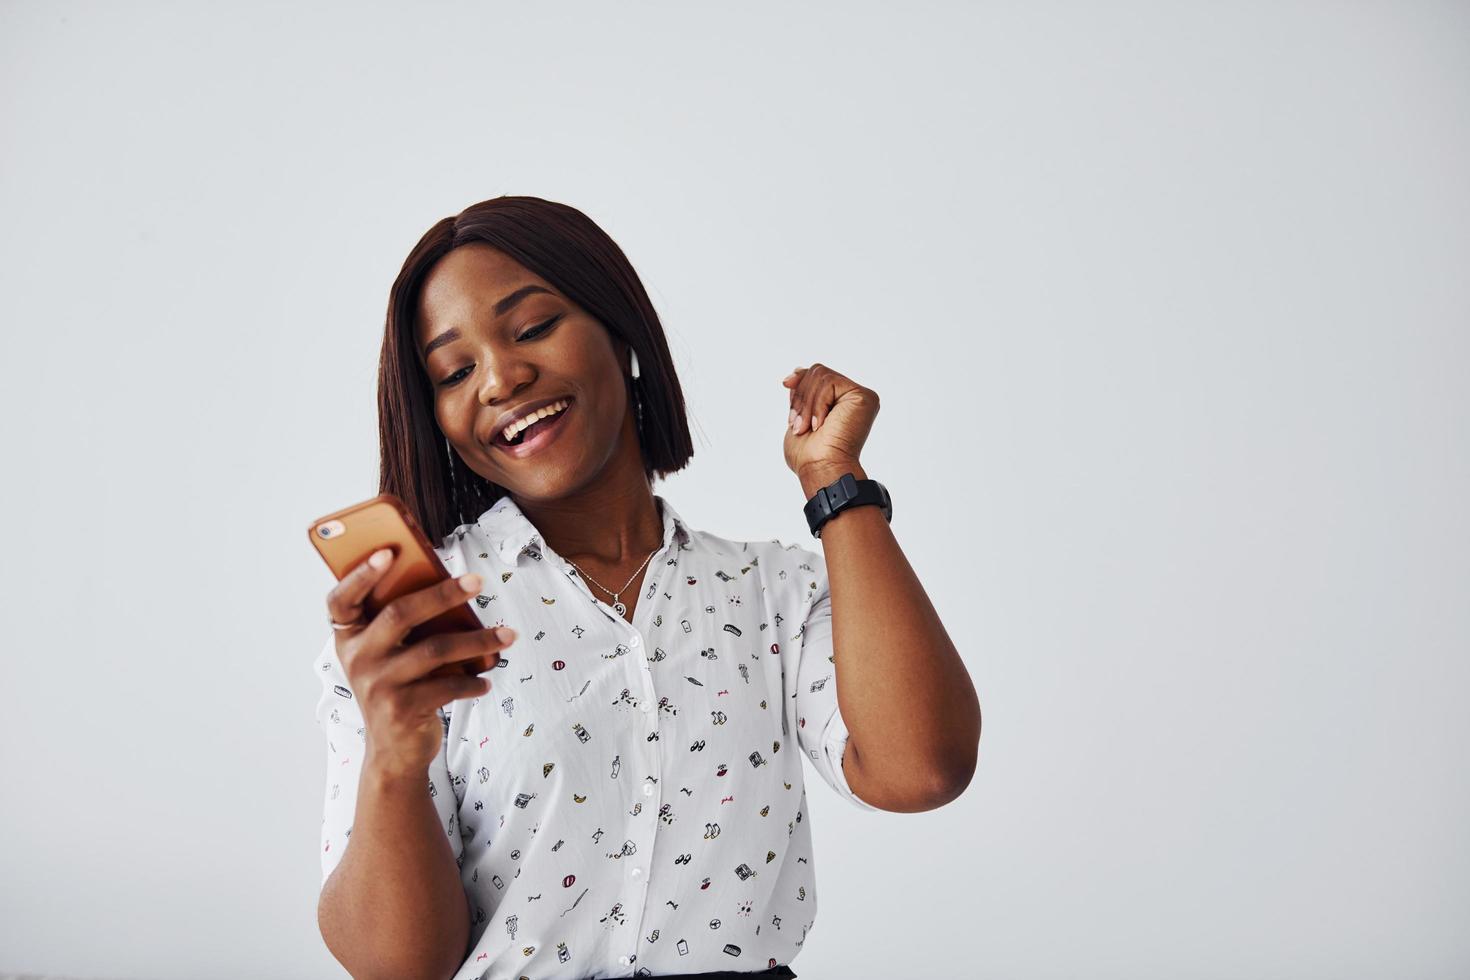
[[804, 471, 892, 538]]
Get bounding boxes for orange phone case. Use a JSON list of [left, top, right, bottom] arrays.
[[307, 492, 492, 678]]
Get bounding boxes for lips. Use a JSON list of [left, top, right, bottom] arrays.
[[490, 397, 575, 458]]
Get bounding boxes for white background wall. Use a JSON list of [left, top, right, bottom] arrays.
[[1, 2, 1466, 978]]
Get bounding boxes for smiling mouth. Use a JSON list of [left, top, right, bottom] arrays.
[[491, 397, 576, 454]]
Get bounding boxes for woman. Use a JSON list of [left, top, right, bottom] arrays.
[[312, 196, 981, 980]]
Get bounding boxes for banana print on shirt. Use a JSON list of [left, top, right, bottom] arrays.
[[313, 493, 878, 980]]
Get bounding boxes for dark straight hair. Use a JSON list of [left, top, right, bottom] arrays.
[[377, 195, 694, 545]]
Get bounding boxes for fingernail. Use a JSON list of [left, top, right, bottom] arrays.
[[458, 573, 482, 592], [813, 415, 821, 431], [369, 548, 393, 569], [790, 413, 800, 433], [495, 626, 516, 642]]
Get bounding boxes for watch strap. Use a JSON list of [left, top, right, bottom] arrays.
[[804, 472, 891, 538]]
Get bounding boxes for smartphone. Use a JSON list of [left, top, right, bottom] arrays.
[[307, 492, 494, 678]]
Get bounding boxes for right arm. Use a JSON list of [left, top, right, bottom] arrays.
[[317, 753, 470, 980], [312, 551, 516, 980]]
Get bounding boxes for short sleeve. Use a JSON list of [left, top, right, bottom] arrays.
[[791, 548, 883, 813], [312, 631, 465, 888]]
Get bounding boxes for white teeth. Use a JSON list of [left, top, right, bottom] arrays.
[[502, 399, 569, 442]]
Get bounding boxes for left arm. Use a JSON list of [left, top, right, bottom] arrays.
[[798, 457, 981, 812]]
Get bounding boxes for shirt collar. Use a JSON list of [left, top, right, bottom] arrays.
[[476, 492, 692, 566]]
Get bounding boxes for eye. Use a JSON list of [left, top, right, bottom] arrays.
[[436, 317, 561, 388], [517, 315, 560, 342], [438, 366, 472, 388]]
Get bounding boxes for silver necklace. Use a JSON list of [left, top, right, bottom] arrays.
[[564, 544, 661, 617]]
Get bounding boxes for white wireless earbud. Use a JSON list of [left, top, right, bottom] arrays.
[[630, 349, 641, 380]]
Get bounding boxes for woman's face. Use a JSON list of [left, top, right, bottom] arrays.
[[414, 243, 634, 498]]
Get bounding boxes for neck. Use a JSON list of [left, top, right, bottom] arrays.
[[513, 478, 663, 566]]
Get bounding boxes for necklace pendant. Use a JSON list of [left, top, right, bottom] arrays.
[[613, 599, 627, 616]]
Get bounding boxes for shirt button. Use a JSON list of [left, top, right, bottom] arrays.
[[631, 866, 643, 878], [640, 701, 653, 713], [619, 955, 631, 965], [629, 633, 642, 648], [643, 784, 654, 796]]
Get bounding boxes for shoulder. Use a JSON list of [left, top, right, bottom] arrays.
[[684, 527, 826, 601], [686, 525, 820, 565], [430, 520, 494, 570]]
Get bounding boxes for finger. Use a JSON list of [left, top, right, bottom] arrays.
[[793, 371, 816, 434], [786, 366, 808, 409], [326, 547, 397, 628], [789, 368, 809, 430], [358, 571, 486, 659], [401, 671, 495, 715], [381, 625, 517, 687], [812, 382, 831, 431]]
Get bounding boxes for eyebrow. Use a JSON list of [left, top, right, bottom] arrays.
[[421, 285, 555, 359]]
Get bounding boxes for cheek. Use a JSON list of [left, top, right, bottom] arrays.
[[436, 399, 471, 440]]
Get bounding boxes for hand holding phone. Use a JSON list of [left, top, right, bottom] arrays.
[[308, 493, 517, 780], [325, 550, 517, 779]]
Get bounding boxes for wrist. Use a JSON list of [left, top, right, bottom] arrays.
[[799, 459, 867, 498], [363, 748, 430, 789]]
